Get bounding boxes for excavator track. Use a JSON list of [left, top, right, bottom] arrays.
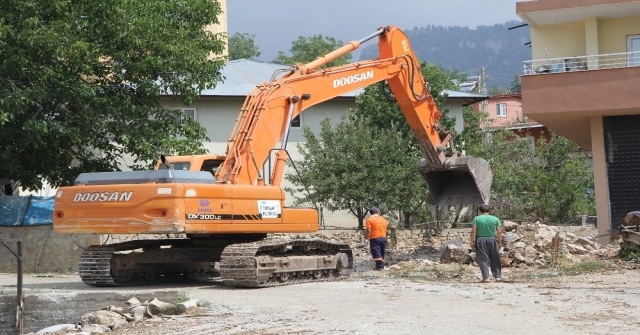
[[78, 238, 353, 288], [220, 239, 353, 288], [79, 239, 221, 287]]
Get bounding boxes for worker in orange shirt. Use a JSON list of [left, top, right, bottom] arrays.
[[365, 207, 389, 270]]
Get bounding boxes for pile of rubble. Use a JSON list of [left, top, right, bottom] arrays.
[[439, 221, 619, 267], [31, 297, 200, 334]]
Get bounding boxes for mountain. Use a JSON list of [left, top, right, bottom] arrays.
[[359, 21, 531, 89]]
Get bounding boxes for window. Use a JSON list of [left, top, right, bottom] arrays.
[[174, 108, 197, 121], [201, 159, 224, 177], [628, 35, 640, 67], [290, 115, 301, 128], [496, 103, 506, 117]]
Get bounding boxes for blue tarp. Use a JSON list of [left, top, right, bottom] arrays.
[[0, 195, 54, 226]]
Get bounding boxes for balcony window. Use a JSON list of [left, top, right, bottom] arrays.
[[629, 35, 640, 67], [496, 103, 506, 117]]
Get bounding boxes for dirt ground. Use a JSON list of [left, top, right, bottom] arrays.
[[10, 257, 640, 335]]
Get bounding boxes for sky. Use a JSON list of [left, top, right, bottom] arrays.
[[227, 0, 524, 62]]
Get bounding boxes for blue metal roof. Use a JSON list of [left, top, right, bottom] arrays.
[[174, 59, 488, 101]]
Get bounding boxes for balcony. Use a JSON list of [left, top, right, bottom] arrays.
[[523, 51, 640, 75], [520, 51, 640, 151]]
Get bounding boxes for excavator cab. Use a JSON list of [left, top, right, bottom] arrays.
[[418, 156, 493, 209]]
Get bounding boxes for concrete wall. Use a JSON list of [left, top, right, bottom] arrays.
[[531, 21, 586, 59], [0, 227, 100, 273], [598, 16, 640, 55]]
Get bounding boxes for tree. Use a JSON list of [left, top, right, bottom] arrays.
[[0, 0, 226, 191], [286, 61, 459, 227], [488, 84, 508, 96], [466, 128, 593, 223], [273, 35, 352, 67], [285, 115, 423, 229], [509, 74, 522, 93], [228, 32, 261, 60]]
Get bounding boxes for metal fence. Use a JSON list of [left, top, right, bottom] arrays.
[[523, 50, 640, 75]]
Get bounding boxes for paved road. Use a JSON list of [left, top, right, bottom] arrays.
[[3, 269, 640, 335]]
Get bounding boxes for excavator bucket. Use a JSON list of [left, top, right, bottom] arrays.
[[417, 156, 493, 208]]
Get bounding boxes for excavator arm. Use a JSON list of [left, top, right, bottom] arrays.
[[216, 26, 492, 209]]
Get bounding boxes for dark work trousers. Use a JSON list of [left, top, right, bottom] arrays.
[[475, 236, 502, 279], [369, 237, 387, 269]]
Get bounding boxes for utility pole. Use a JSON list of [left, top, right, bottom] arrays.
[[479, 67, 489, 112]]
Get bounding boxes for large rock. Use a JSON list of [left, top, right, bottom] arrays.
[[502, 220, 518, 232], [176, 299, 199, 315], [503, 232, 521, 244], [575, 237, 597, 251], [565, 232, 578, 243], [440, 244, 472, 264], [535, 224, 559, 248], [567, 243, 589, 255], [512, 241, 526, 249], [81, 310, 127, 330]]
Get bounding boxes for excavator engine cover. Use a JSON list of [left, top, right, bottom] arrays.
[[418, 156, 492, 207]]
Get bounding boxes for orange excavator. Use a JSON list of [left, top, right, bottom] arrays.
[[53, 26, 492, 287]]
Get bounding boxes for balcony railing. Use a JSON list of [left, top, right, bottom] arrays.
[[523, 51, 640, 75]]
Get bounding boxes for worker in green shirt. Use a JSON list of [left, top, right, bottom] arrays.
[[470, 204, 503, 283]]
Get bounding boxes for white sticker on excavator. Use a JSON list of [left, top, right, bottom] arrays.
[[258, 200, 281, 219], [157, 188, 172, 195]]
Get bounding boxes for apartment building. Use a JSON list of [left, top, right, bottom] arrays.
[[516, 0, 640, 241]]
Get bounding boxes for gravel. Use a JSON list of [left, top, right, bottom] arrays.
[[80, 266, 640, 335]]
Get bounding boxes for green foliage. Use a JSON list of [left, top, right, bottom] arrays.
[[228, 32, 261, 60], [0, 0, 226, 190], [174, 291, 191, 304], [618, 243, 640, 261], [488, 84, 508, 96], [458, 106, 490, 152], [285, 115, 420, 228], [509, 75, 522, 93], [466, 128, 594, 223], [352, 61, 458, 141], [560, 260, 610, 275], [285, 61, 461, 227], [273, 35, 351, 67]]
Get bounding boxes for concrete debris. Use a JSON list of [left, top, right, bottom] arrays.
[[566, 243, 589, 255], [431, 223, 616, 268], [176, 299, 199, 315], [30, 296, 204, 335], [497, 223, 616, 267], [503, 232, 520, 243], [79, 324, 111, 333], [440, 243, 472, 264], [103, 297, 178, 322], [81, 310, 127, 330], [35, 324, 78, 334], [502, 220, 518, 232]]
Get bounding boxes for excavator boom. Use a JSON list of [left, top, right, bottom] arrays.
[[216, 26, 492, 208]]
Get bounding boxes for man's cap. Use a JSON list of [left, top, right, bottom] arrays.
[[369, 207, 380, 214]]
